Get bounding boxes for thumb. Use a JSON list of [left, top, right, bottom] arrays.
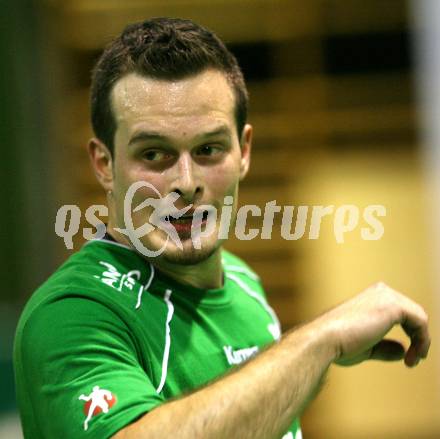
[[369, 339, 405, 361]]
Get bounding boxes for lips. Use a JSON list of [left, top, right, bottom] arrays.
[[159, 210, 210, 237]]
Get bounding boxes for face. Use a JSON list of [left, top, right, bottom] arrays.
[[90, 69, 252, 265]]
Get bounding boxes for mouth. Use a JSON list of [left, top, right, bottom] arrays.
[[164, 210, 210, 224]]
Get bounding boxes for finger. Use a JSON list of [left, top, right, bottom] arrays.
[[400, 309, 430, 367], [403, 329, 431, 367], [401, 315, 431, 367], [369, 339, 405, 362], [388, 289, 431, 360]]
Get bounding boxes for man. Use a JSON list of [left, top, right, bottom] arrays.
[[14, 17, 430, 439]]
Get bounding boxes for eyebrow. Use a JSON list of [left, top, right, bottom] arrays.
[[128, 125, 232, 146]]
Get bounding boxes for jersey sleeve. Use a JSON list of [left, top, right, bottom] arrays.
[[15, 296, 165, 439]]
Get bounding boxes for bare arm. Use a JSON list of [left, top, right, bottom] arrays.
[[113, 282, 430, 439]]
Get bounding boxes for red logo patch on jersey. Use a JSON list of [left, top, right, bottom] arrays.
[[78, 385, 117, 431]]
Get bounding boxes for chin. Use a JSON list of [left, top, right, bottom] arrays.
[[160, 237, 221, 266]]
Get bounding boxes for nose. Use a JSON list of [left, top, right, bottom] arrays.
[[171, 152, 202, 203]]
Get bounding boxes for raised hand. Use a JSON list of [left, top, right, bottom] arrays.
[[316, 282, 430, 367]]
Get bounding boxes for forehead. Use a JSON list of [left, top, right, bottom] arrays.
[[111, 69, 236, 136]]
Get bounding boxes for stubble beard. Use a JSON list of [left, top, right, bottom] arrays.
[[160, 237, 222, 266]]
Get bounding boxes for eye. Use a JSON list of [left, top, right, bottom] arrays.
[[195, 144, 223, 157], [142, 149, 172, 161]]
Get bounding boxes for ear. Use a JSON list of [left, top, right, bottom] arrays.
[[239, 123, 252, 180], [88, 137, 114, 192]]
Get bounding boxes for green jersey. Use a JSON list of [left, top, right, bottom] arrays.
[[14, 238, 301, 438]]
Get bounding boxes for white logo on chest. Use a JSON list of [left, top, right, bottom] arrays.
[[223, 345, 259, 365]]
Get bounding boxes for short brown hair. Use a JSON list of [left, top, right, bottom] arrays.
[[90, 17, 248, 155]]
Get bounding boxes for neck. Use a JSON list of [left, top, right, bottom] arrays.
[[105, 224, 224, 290]]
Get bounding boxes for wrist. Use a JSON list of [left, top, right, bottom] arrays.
[[310, 314, 341, 364], [283, 317, 339, 366]]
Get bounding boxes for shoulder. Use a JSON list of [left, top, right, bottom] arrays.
[[222, 249, 281, 340], [33, 240, 152, 302], [16, 240, 156, 343], [221, 249, 260, 282], [15, 295, 129, 356], [221, 249, 269, 300]]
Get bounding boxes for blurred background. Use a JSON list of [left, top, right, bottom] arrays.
[[1, 0, 439, 437]]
